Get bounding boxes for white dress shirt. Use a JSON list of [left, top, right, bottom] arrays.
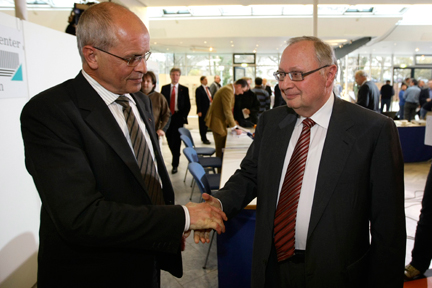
[[276, 95, 334, 250], [82, 70, 190, 231]]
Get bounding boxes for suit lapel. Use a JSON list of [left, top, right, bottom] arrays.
[[73, 73, 151, 202], [307, 97, 355, 239]]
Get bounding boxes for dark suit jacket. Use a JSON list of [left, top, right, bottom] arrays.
[[214, 96, 406, 288], [21, 72, 185, 287], [420, 88, 432, 107], [357, 81, 380, 112], [161, 83, 191, 125], [195, 85, 211, 117]]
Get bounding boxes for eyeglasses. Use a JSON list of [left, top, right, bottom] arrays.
[[273, 65, 330, 81], [93, 46, 151, 67]]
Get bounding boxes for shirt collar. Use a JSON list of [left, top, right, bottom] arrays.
[[82, 70, 135, 106], [296, 94, 334, 130]]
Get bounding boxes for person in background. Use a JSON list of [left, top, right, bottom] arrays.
[[397, 83, 407, 119], [404, 78, 421, 121], [161, 68, 191, 174], [253, 77, 270, 118], [202, 36, 405, 288], [20, 3, 226, 286], [380, 80, 395, 113], [234, 77, 259, 127], [141, 71, 170, 137], [419, 80, 432, 119], [205, 80, 246, 159], [195, 76, 212, 144], [209, 75, 222, 97], [405, 162, 432, 280], [273, 83, 285, 108], [355, 70, 380, 112], [262, 78, 273, 99]]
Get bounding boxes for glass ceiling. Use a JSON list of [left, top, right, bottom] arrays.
[[0, 0, 408, 17], [150, 5, 408, 18]]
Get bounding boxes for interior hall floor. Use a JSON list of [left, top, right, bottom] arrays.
[[160, 116, 431, 287]]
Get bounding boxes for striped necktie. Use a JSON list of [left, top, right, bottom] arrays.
[[273, 118, 316, 262], [115, 96, 165, 205]]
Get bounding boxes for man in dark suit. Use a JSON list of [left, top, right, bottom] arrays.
[[380, 80, 395, 113], [420, 80, 432, 119], [161, 68, 191, 174], [200, 36, 405, 287], [20, 3, 226, 287], [195, 75, 212, 144], [355, 70, 380, 112]]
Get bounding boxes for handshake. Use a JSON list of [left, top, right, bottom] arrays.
[[185, 193, 227, 243]]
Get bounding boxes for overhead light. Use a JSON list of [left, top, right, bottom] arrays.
[[253, 49, 257, 53], [209, 47, 213, 51], [154, 42, 157, 45], [415, 48, 419, 52], [204, 41, 207, 44], [231, 45, 234, 47]]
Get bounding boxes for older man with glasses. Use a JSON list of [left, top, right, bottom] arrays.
[[202, 36, 405, 288], [20, 2, 226, 287]]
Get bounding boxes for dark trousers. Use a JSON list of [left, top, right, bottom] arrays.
[[166, 113, 184, 168], [198, 115, 208, 142], [265, 243, 306, 288], [380, 98, 391, 113], [404, 102, 418, 121], [411, 162, 432, 272]]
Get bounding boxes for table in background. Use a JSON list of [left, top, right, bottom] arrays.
[[397, 126, 432, 162], [217, 129, 256, 288]]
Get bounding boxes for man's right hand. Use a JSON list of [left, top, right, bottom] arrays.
[[185, 200, 227, 236], [191, 193, 225, 243]]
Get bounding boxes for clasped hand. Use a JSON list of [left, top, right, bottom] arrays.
[[185, 193, 227, 244]]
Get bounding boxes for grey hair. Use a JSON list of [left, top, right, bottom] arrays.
[[286, 36, 338, 74], [355, 70, 368, 78], [76, 2, 129, 63]]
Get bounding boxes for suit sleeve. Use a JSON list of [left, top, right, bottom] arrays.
[[368, 117, 406, 286], [20, 96, 185, 254], [221, 90, 236, 128], [196, 88, 202, 114], [356, 85, 370, 108]]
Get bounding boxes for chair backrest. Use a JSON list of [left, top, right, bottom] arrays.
[[178, 127, 195, 146], [183, 147, 200, 163], [188, 162, 212, 195], [180, 134, 194, 148]]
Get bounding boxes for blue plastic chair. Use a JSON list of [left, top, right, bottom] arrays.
[[187, 162, 219, 269], [179, 128, 215, 156], [183, 147, 221, 199]]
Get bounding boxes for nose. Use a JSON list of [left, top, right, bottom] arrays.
[[134, 58, 147, 74], [279, 75, 294, 91]]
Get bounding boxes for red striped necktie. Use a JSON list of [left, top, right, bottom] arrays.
[[273, 117, 316, 262]]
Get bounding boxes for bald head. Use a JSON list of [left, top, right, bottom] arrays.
[[76, 2, 148, 63]]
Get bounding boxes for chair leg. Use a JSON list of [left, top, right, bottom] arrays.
[[189, 181, 195, 200], [183, 169, 188, 182], [203, 231, 216, 269]]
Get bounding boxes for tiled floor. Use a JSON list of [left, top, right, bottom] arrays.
[[161, 116, 432, 287]]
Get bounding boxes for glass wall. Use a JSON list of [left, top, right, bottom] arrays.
[[151, 51, 425, 112]]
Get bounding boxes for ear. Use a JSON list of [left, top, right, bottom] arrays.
[[82, 45, 99, 70], [325, 65, 337, 88]]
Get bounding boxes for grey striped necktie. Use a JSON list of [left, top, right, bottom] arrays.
[[115, 96, 165, 205]]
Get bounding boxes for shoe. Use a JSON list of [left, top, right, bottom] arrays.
[[404, 264, 422, 280], [202, 140, 211, 145], [172, 167, 178, 174]]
